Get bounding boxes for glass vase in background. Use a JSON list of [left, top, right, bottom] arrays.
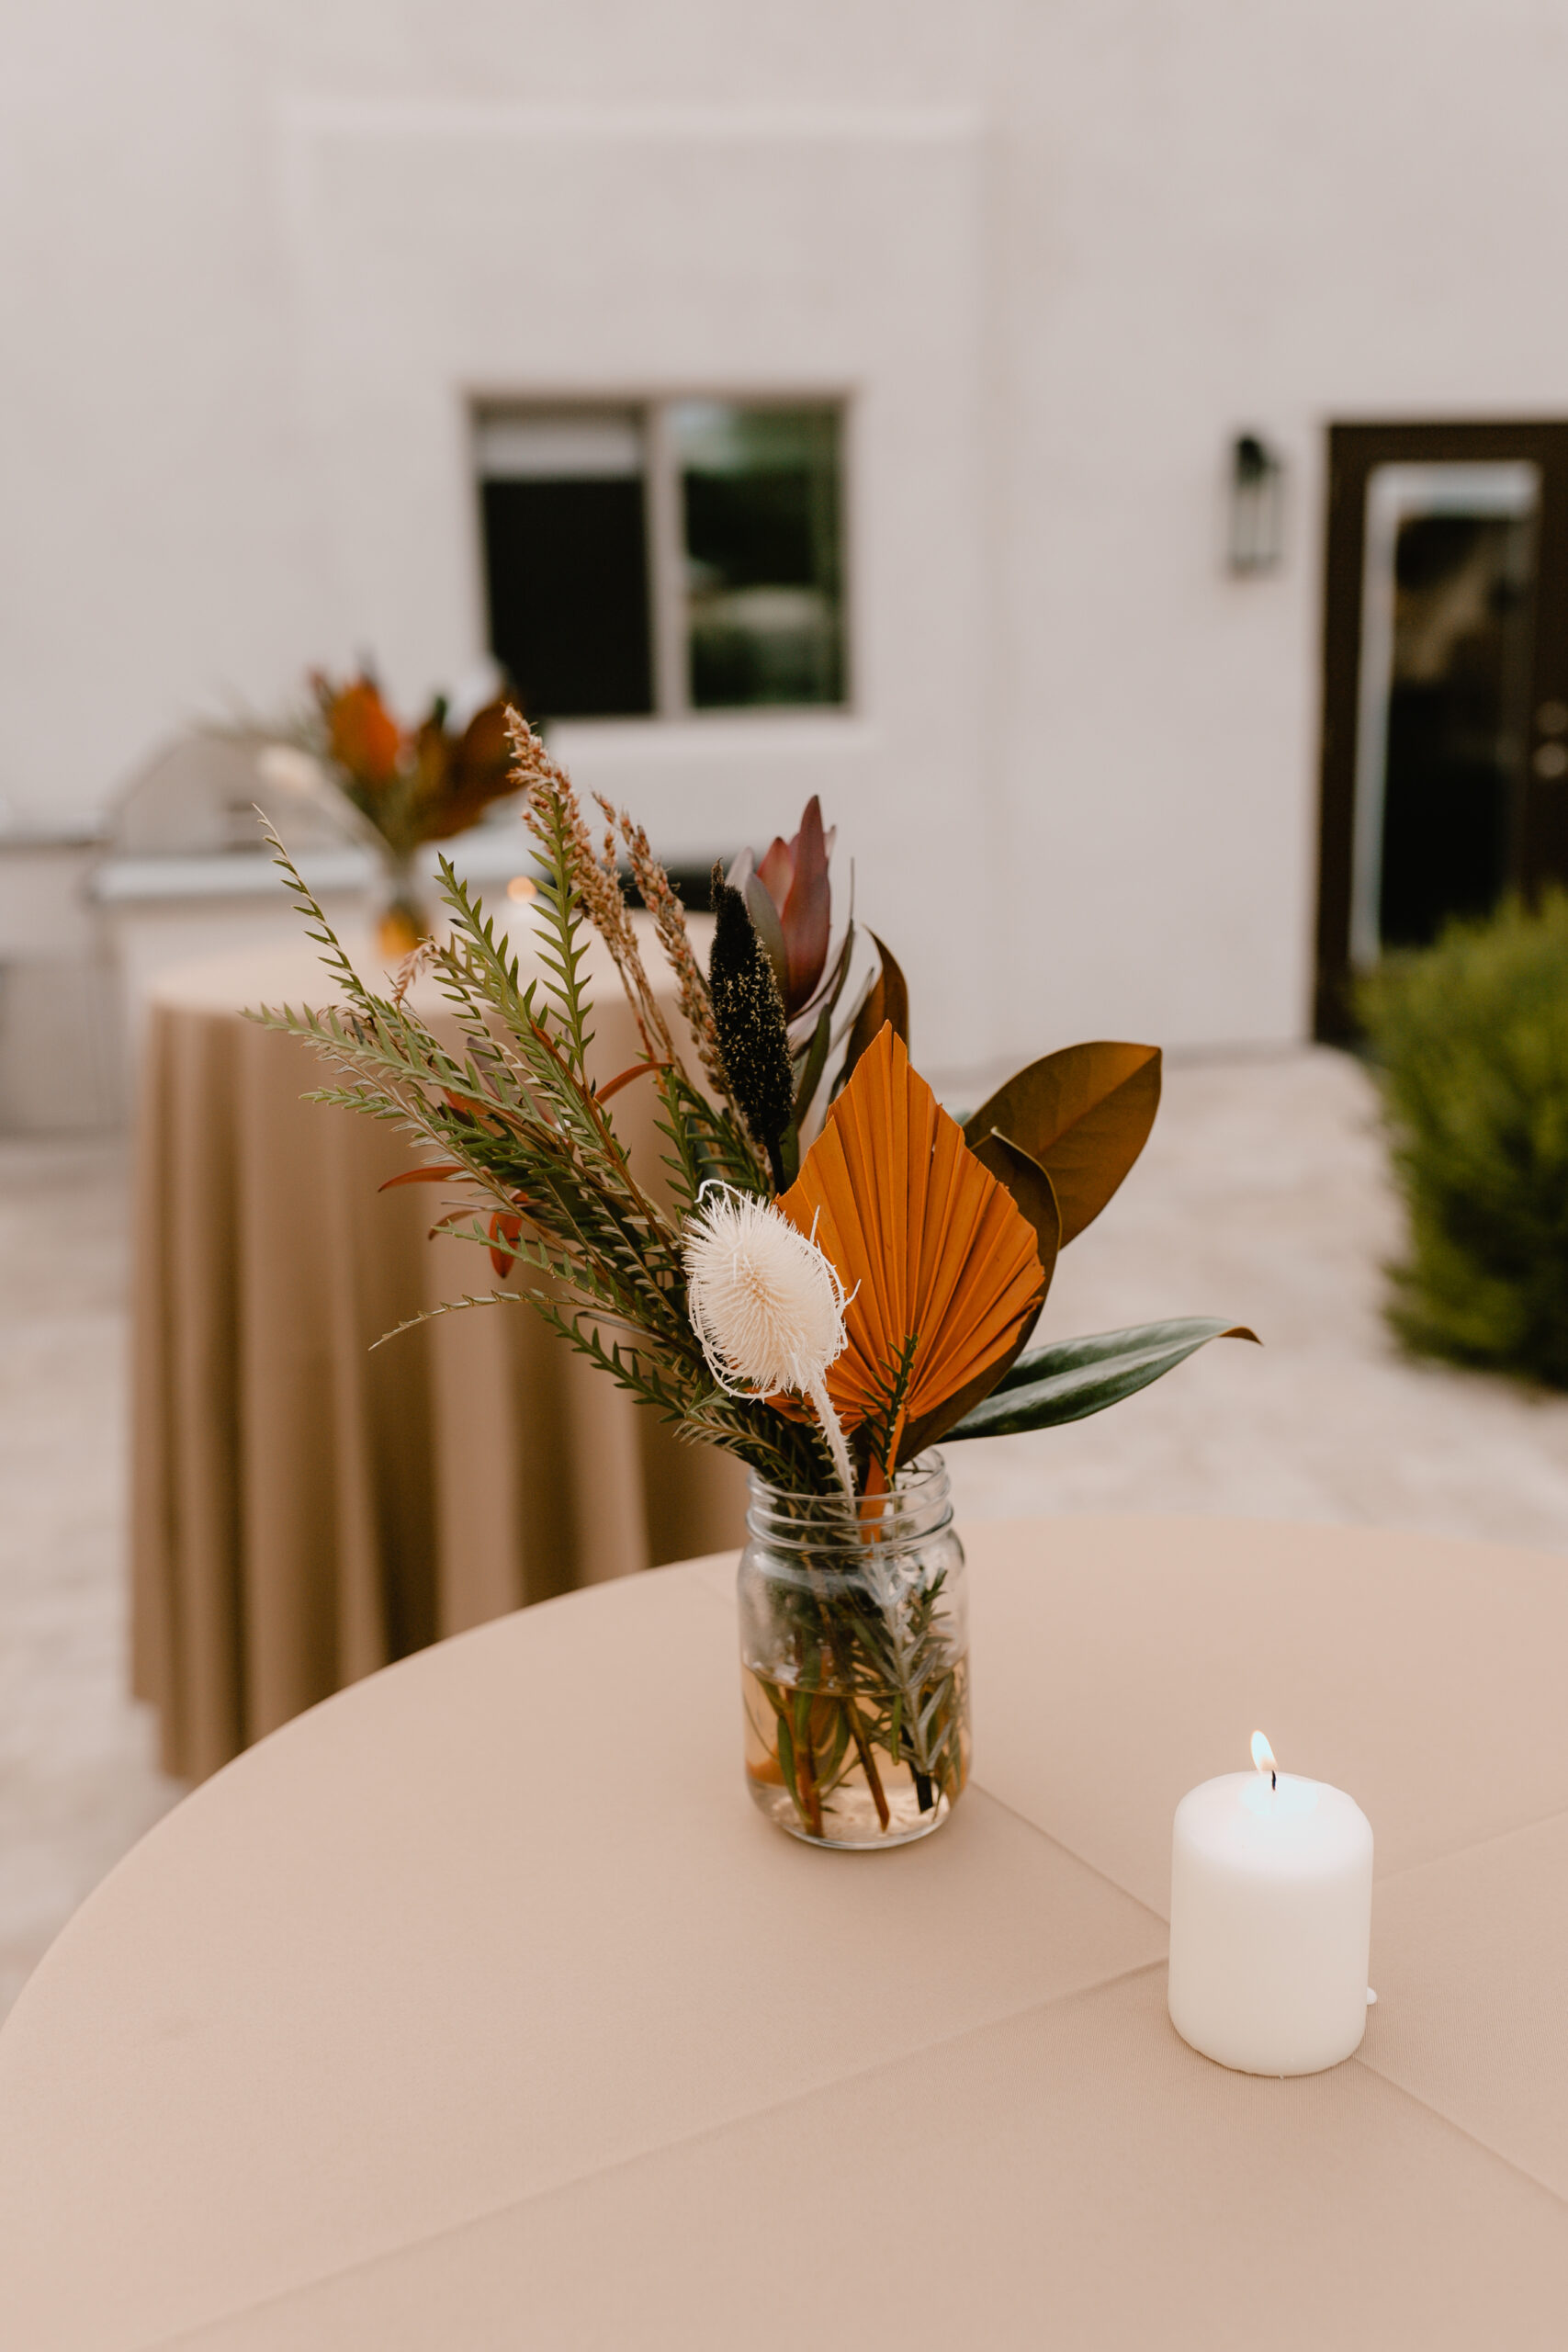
[[375, 847, 429, 960], [738, 1454, 969, 1849]]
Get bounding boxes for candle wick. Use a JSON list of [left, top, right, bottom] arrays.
[[1270, 1770, 1277, 1791]]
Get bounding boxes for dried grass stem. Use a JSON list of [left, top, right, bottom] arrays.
[[505, 710, 678, 1071]]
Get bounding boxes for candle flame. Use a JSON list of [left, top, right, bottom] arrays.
[[1250, 1730, 1277, 1778]]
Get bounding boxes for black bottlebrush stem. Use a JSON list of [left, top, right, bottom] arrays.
[[709, 863, 795, 1188]]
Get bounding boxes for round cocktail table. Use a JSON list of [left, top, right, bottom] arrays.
[[4, 1516, 1567, 2347]]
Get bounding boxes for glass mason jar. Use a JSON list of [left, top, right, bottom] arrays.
[[375, 847, 429, 961], [738, 1453, 970, 1849]]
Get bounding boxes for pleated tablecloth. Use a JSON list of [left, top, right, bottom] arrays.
[[5, 1516, 1567, 2347], [130, 912, 747, 1782]]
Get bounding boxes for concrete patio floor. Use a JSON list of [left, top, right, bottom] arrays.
[[4, 1043, 1568, 2023], [944, 1046, 1568, 1544], [0, 1136, 177, 2024]]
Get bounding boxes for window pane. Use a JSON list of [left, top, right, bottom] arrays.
[[478, 410, 654, 721], [672, 403, 845, 709]]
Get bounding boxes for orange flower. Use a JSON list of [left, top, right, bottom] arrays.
[[319, 674, 402, 791], [776, 1025, 1045, 1467]]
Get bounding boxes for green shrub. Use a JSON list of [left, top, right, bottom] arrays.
[[1360, 893, 1568, 1387]]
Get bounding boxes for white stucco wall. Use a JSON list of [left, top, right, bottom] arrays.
[[6, 1, 1568, 1067]]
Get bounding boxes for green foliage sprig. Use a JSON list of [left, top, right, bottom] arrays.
[[247, 760, 833, 1493], [1361, 892, 1568, 1386]]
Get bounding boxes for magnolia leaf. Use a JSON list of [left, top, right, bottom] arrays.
[[900, 1135, 1061, 1462], [964, 1042, 1160, 1249], [790, 998, 835, 1133], [780, 924, 863, 1187], [873, 933, 908, 1051], [789, 924, 861, 1144], [839, 933, 909, 1088], [455, 695, 513, 787], [943, 1317, 1259, 1442], [423, 696, 518, 841], [796, 913, 858, 1039]]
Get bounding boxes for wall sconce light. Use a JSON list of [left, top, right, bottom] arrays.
[[1228, 433, 1284, 574]]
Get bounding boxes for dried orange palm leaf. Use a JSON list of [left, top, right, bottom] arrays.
[[898, 1126, 1064, 1452], [777, 1024, 1045, 1452]]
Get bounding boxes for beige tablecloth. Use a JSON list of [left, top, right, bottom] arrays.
[[130, 916, 746, 1782], [5, 1515, 1567, 2348]]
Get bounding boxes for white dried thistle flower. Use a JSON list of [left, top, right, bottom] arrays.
[[682, 1184, 855, 1495]]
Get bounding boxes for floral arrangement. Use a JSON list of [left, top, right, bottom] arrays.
[[256, 716, 1252, 1841], [304, 671, 516, 951]]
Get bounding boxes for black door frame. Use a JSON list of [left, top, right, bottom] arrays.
[[1314, 420, 1568, 1039]]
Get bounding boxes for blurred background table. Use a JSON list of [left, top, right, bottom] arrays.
[[4, 1516, 1566, 2348], [130, 912, 746, 1782]]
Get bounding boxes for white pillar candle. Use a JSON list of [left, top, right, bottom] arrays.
[[1168, 1732, 1374, 2076]]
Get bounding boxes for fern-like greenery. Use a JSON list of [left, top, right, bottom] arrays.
[[248, 754, 833, 1493]]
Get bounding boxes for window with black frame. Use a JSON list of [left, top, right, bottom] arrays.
[[477, 400, 846, 724]]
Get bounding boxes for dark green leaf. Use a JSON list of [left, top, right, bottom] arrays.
[[837, 933, 909, 1091], [790, 952, 846, 1136], [944, 1317, 1258, 1441]]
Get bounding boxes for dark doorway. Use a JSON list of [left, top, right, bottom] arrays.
[[1314, 423, 1568, 1037]]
